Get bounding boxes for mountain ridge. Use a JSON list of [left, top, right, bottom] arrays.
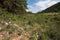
[[40, 2, 60, 13]]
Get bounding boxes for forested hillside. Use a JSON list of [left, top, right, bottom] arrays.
[[0, 0, 60, 40]]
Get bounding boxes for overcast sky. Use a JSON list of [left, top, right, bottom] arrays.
[[26, 0, 60, 13]]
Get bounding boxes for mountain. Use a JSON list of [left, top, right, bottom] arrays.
[[40, 2, 60, 13]]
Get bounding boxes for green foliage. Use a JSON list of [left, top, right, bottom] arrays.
[[0, 0, 27, 14], [0, 1, 60, 40]]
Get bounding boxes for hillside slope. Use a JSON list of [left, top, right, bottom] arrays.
[[0, 1, 60, 40], [40, 2, 60, 13], [0, 7, 60, 40]]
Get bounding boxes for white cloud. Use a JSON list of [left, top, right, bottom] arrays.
[[47, 1, 58, 7], [27, 5, 41, 13], [36, 0, 50, 7], [35, 0, 58, 11], [27, 0, 59, 13], [25, 9, 30, 12]]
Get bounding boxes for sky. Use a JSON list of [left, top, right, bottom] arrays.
[[26, 0, 60, 13]]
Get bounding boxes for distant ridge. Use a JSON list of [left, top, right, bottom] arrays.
[[40, 2, 60, 13]]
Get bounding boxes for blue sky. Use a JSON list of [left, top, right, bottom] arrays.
[[26, 0, 60, 13]]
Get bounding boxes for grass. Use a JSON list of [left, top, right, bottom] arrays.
[[0, 8, 60, 40]]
